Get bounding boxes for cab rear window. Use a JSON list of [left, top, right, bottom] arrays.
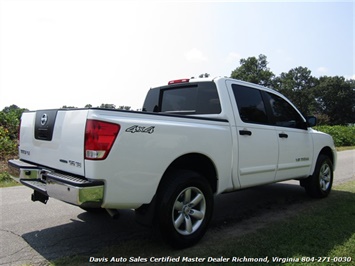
[[143, 82, 221, 114]]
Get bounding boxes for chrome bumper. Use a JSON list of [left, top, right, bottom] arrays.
[[8, 159, 104, 207]]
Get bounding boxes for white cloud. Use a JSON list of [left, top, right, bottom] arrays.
[[226, 52, 241, 63], [317, 66, 328, 74], [345, 74, 355, 80], [185, 48, 208, 63]]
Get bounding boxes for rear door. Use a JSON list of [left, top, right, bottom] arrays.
[[227, 81, 278, 188]]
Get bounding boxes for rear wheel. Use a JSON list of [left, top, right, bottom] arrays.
[[156, 170, 213, 248], [302, 154, 333, 198]]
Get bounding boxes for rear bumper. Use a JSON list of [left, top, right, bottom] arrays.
[[8, 159, 104, 207]]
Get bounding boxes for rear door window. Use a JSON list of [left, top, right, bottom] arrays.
[[232, 84, 269, 124]]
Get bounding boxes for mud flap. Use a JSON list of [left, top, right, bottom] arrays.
[[135, 195, 157, 227]]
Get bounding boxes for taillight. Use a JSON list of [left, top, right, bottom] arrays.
[[84, 120, 120, 160], [17, 119, 21, 146]]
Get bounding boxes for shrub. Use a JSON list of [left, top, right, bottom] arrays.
[[0, 126, 18, 160], [314, 125, 355, 147], [0, 105, 25, 140], [0, 105, 25, 160]]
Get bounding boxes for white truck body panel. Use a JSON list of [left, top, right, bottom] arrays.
[[85, 110, 234, 208]]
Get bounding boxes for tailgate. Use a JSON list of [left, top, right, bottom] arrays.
[[19, 109, 89, 176]]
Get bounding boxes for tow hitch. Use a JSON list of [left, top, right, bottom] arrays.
[[31, 190, 49, 204]]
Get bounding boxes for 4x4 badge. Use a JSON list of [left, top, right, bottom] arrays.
[[125, 125, 155, 134]]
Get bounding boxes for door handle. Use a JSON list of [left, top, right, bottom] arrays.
[[239, 130, 252, 136], [279, 133, 288, 138]]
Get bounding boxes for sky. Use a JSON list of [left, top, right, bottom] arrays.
[[0, 0, 354, 111]]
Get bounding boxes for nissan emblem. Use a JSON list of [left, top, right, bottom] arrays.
[[40, 113, 48, 126]]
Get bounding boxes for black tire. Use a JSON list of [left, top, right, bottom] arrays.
[[156, 170, 213, 249], [302, 154, 333, 198]]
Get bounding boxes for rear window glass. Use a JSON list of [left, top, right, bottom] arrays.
[[161, 83, 221, 114]]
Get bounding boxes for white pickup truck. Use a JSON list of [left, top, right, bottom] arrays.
[[9, 77, 336, 248]]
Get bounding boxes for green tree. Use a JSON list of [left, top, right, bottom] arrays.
[[314, 76, 355, 125], [230, 54, 275, 87], [273, 67, 318, 116]]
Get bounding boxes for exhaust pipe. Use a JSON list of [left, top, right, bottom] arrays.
[[106, 208, 120, 219]]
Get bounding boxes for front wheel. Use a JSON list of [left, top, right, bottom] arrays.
[[156, 170, 213, 249], [302, 154, 333, 198]]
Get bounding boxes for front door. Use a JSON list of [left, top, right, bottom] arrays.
[[263, 92, 313, 181]]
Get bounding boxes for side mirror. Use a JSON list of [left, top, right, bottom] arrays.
[[306, 116, 317, 127]]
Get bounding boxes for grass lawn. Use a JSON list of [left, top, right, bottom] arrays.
[[0, 160, 20, 188]]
